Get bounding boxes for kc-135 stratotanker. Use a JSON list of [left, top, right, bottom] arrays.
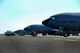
[[42, 13, 80, 37]]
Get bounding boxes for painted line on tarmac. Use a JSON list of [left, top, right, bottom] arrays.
[[48, 36, 80, 41]]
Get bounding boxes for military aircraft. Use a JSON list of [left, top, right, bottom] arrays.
[[14, 30, 28, 36], [5, 31, 15, 36], [42, 13, 80, 37], [24, 24, 55, 37]]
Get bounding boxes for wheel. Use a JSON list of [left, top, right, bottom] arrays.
[[42, 33, 47, 36], [5, 34, 8, 36], [63, 34, 68, 37], [63, 33, 70, 37], [6, 34, 11, 36], [31, 31, 37, 37]]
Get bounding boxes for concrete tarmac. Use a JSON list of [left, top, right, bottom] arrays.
[[0, 35, 80, 53]]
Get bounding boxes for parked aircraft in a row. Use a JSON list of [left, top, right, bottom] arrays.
[[5, 25, 59, 37], [5, 13, 80, 37]]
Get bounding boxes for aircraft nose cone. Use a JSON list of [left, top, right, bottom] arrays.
[[42, 19, 51, 26]]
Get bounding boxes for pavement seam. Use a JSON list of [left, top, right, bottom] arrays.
[[9, 37, 20, 53]]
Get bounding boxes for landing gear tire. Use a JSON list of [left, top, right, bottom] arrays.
[[63, 35, 67, 37], [42, 33, 47, 36], [32, 31, 37, 37], [63, 33, 70, 37]]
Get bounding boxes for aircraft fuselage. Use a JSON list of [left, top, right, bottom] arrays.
[[42, 13, 80, 36]]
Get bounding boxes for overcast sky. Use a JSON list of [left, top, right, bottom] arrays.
[[0, 0, 80, 33]]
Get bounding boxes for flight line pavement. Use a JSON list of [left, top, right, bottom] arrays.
[[0, 35, 80, 53]]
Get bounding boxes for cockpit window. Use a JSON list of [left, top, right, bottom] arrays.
[[50, 16, 55, 19], [51, 17, 55, 19], [27, 26, 31, 28]]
